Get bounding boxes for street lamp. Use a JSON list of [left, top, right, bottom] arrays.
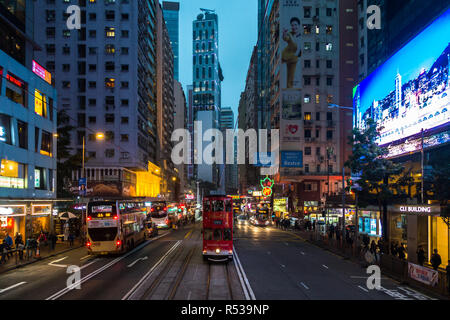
[[327, 103, 353, 244]]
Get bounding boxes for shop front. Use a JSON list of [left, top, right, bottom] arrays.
[[0, 205, 26, 241], [30, 204, 53, 238], [273, 198, 288, 218], [390, 205, 447, 268], [358, 209, 382, 242]]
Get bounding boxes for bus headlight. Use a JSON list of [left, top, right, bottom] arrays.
[[215, 248, 220, 254]]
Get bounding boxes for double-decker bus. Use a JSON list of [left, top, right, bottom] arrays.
[[202, 196, 233, 262], [86, 200, 148, 255]]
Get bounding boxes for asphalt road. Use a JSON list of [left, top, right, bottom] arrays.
[[233, 223, 439, 300], [0, 221, 440, 300]]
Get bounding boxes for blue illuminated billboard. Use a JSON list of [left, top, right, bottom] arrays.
[[354, 8, 450, 155]]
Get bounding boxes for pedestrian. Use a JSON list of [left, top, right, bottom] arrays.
[[430, 249, 442, 271], [417, 245, 426, 266], [50, 232, 57, 251], [398, 243, 406, 260], [312, 220, 316, 231], [14, 232, 23, 247], [4, 233, 13, 258], [68, 233, 74, 247], [370, 240, 377, 255], [0, 240, 7, 263], [446, 261, 450, 295], [15, 233, 24, 260]]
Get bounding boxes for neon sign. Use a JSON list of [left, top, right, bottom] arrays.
[[6, 74, 23, 87], [32, 60, 52, 85], [260, 177, 274, 197]]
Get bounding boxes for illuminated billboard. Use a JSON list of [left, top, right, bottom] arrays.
[[354, 8, 450, 156]]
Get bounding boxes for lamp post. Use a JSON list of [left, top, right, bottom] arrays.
[[328, 104, 354, 245]]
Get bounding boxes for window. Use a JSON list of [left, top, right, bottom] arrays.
[[88, 116, 96, 123], [304, 42, 311, 51], [305, 147, 311, 155], [62, 81, 71, 88], [316, 129, 320, 138], [6, 73, 27, 107], [327, 112, 333, 121], [121, 30, 129, 38], [34, 90, 48, 118], [304, 7, 311, 18], [62, 64, 70, 72], [17, 121, 27, 149], [315, 94, 320, 104], [105, 114, 115, 123], [34, 167, 46, 190], [105, 149, 115, 158], [40, 131, 53, 157], [121, 81, 129, 89], [326, 25, 333, 34], [0, 114, 12, 145], [304, 76, 311, 86], [303, 24, 312, 34], [105, 27, 115, 37], [326, 43, 333, 51], [304, 130, 311, 138], [316, 112, 320, 121], [105, 78, 115, 88], [105, 61, 115, 71], [326, 60, 332, 68], [316, 147, 321, 156], [88, 64, 97, 71], [88, 81, 96, 88], [89, 30, 96, 38], [304, 95, 311, 103], [105, 44, 115, 54], [304, 60, 311, 68], [304, 112, 311, 120], [121, 64, 129, 72], [326, 8, 332, 16], [327, 130, 333, 140], [316, 77, 320, 86], [62, 46, 70, 54], [121, 134, 129, 142], [327, 77, 333, 86], [305, 164, 309, 173]]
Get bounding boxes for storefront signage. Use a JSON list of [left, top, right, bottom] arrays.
[[408, 263, 438, 286], [32, 205, 51, 215], [395, 205, 440, 216], [6, 73, 23, 87], [0, 206, 25, 216], [252, 191, 262, 197], [0, 207, 13, 215], [185, 194, 195, 200], [32, 60, 52, 85], [274, 198, 288, 213]]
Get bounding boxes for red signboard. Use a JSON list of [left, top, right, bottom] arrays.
[[32, 60, 52, 85]]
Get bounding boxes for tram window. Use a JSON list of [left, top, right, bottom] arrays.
[[225, 200, 232, 212], [223, 228, 232, 241], [203, 200, 211, 212], [213, 229, 222, 240], [204, 228, 213, 240], [212, 200, 224, 212]]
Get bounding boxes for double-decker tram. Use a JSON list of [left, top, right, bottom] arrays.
[[202, 196, 234, 262], [86, 200, 148, 255]]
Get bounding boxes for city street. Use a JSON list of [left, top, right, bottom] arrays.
[[0, 221, 439, 301]]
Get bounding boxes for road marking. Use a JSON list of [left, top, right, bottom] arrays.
[[80, 255, 91, 261], [358, 285, 369, 292], [350, 276, 389, 280], [280, 264, 286, 268], [46, 232, 170, 300], [0, 282, 27, 294], [322, 264, 329, 269], [187, 291, 192, 300], [127, 256, 148, 268], [397, 286, 437, 300], [122, 240, 182, 300], [80, 259, 100, 270], [300, 251, 305, 255], [299, 282, 309, 290], [233, 246, 256, 300], [48, 256, 68, 268], [184, 230, 193, 239]]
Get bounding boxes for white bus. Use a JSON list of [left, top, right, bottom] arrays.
[[86, 200, 148, 255]]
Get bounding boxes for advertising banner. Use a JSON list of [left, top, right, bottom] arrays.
[[281, 151, 303, 168], [408, 263, 439, 287], [281, 89, 302, 145], [280, 0, 302, 90], [273, 198, 288, 213], [354, 8, 450, 155]]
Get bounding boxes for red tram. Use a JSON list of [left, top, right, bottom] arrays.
[[202, 196, 233, 262]]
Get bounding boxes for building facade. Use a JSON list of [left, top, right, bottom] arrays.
[[220, 107, 238, 195], [162, 1, 180, 81], [173, 79, 187, 197], [34, 0, 161, 198], [192, 9, 224, 188], [0, 0, 58, 240], [252, 0, 358, 217]]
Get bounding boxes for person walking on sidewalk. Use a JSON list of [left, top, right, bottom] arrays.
[[49, 232, 57, 251], [417, 245, 426, 266], [430, 249, 442, 270], [15, 233, 24, 260], [68, 233, 75, 247]]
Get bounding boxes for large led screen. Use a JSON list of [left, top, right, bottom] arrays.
[[354, 8, 450, 152]]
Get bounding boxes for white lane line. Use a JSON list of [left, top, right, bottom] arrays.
[[0, 282, 27, 294], [350, 276, 389, 280], [299, 282, 309, 290], [80, 255, 91, 261], [300, 251, 305, 255], [233, 245, 256, 300], [80, 259, 100, 270], [48, 256, 69, 268], [46, 232, 170, 300], [187, 291, 192, 300], [127, 256, 148, 268], [322, 264, 329, 269], [121, 240, 182, 300], [358, 285, 369, 293]]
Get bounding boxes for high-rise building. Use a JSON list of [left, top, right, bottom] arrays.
[[251, 0, 358, 216], [163, 1, 180, 81], [157, 1, 177, 200], [192, 9, 224, 187], [0, 0, 58, 240], [220, 107, 238, 194], [34, 0, 161, 198], [186, 85, 194, 182], [173, 80, 187, 196]]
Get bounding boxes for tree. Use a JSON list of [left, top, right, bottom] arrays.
[[345, 119, 404, 241], [56, 109, 81, 198]]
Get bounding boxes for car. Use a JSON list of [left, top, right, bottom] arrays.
[[236, 215, 248, 225]]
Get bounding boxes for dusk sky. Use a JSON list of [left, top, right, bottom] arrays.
[[177, 0, 258, 122]]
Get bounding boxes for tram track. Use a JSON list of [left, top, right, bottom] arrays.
[[206, 262, 234, 300]]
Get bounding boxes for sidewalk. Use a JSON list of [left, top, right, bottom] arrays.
[[0, 239, 83, 275], [280, 226, 450, 300]]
